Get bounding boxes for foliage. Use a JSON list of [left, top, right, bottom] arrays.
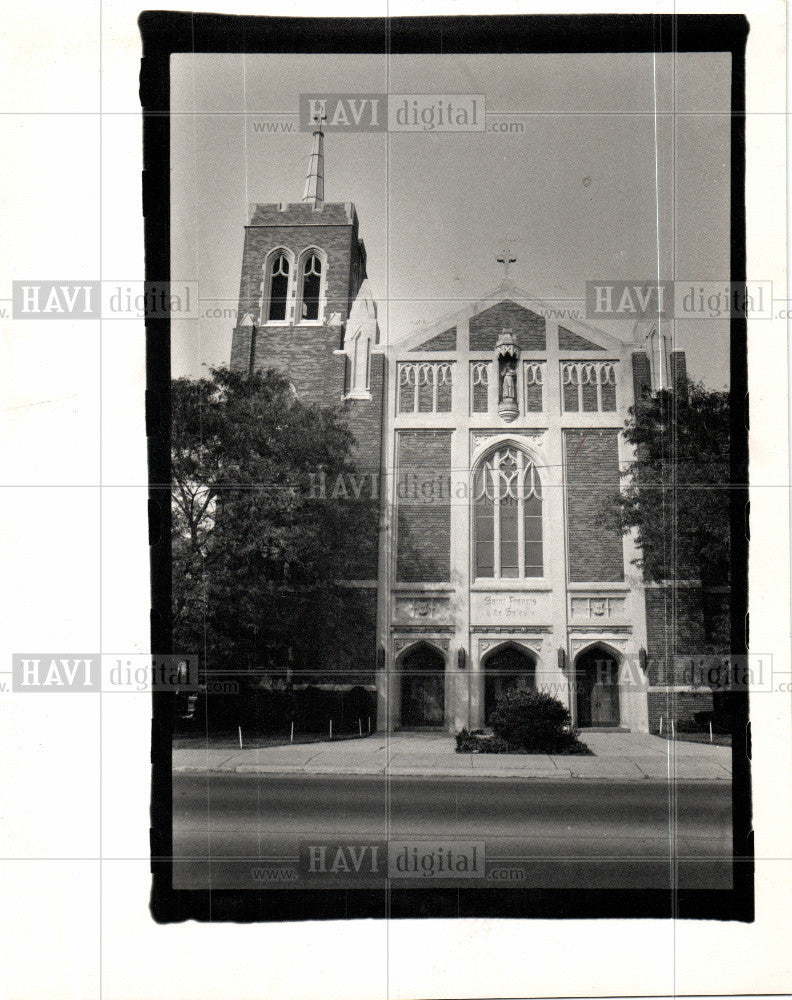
[[171, 366, 379, 672], [455, 729, 512, 754], [489, 689, 591, 754], [456, 691, 591, 755], [180, 683, 377, 736], [616, 382, 730, 588]]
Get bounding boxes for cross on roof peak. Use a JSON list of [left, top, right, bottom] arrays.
[[496, 253, 517, 280]]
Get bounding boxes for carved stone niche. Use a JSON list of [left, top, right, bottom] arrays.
[[496, 330, 520, 422], [394, 596, 451, 622]]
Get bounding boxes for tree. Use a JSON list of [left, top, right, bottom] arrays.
[[171, 366, 379, 674], [616, 381, 730, 588]]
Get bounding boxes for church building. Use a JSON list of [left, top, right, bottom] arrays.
[[230, 122, 700, 736]]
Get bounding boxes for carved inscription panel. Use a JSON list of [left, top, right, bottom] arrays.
[[470, 591, 551, 625]]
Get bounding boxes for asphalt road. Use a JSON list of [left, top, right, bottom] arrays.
[[172, 773, 733, 890]]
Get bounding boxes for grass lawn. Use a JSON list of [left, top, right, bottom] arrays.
[[173, 731, 375, 750], [654, 731, 732, 748]]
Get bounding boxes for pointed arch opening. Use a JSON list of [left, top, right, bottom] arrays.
[[264, 249, 292, 322], [398, 641, 446, 728], [297, 248, 325, 322], [574, 643, 621, 728], [482, 642, 537, 724]]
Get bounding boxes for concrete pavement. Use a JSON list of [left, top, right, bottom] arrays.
[[172, 731, 732, 780]]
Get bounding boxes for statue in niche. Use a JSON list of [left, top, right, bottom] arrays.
[[496, 329, 520, 421], [501, 363, 516, 401]]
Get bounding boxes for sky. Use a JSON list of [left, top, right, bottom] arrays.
[[171, 51, 732, 387]]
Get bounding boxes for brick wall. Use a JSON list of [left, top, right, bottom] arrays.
[[645, 586, 706, 655], [411, 327, 457, 351], [396, 430, 452, 583], [670, 350, 688, 397], [647, 689, 714, 734], [631, 351, 651, 404], [469, 300, 546, 351], [229, 202, 366, 406], [341, 353, 386, 580], [564, 429, 624, 582], [559, 326, 604, 351]]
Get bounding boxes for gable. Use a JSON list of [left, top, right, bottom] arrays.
[[468, 301, 545, 351], [558, 326, 604, 351], [410, 326, 457, 352]]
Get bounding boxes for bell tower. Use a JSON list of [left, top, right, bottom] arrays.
[[229, 116, 381, 440]]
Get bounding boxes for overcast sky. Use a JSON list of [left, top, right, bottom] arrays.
[[171, 51, 732, 387]]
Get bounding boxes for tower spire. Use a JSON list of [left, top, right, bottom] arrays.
[[302, 113, 326, 207]]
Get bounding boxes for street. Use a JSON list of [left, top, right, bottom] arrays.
[[172, 773, 733, 890]]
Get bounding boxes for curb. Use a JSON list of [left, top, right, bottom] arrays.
[[173, 763, 731, 781]]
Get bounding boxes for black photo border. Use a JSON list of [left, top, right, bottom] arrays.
[[142, 11, 752, 924]]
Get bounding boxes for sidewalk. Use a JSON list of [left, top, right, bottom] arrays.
[[172, 731, 732, 781]]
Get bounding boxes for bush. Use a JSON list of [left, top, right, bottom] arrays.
[[455, 727, 477, 752], [455, 728, 512, 754], [491, 689, 590, 754], [456, 690, 591, 755], [188, 682, 377, 737], [477, 735, 512, 754]]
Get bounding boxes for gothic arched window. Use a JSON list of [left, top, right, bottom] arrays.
[[473, 447, 543, 579], [266, 252, 290, 322], [299, 252, 323, 321]]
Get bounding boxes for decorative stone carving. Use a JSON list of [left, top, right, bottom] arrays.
[[394, 596, 451, 621], [472, 432, 496, 450], [470, 625, 551, 634], [478, 637, 542, 656], [570, 596, 627, 620], [391, 624, 454, 634], [471, 431, 546, 454], [393, 636, 449, 654], [521, 431, 547, 450], [570, 637, 629, 656]]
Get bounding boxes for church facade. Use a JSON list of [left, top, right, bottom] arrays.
[[229, 126, 698, 736]]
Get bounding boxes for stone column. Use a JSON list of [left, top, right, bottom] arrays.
[[544, 319, 572, 710]]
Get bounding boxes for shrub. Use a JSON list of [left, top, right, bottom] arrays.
[[455, 728, 512, 754], [455, 727, 477, 752], [477, 735, 512, 754], [489, 689, 591, 755]]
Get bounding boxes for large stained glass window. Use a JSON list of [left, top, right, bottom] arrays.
[[473, 447, 543, 579]]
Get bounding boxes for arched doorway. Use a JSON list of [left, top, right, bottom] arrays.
[[483, 644, 536, 724], [400, 643, 445, 728], [575, 645, 621, 728]]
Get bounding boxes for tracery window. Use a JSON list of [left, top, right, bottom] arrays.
[[473, 447, 543, 579], [471, 362, 490, 413], [524, 362, 544, 412], [561, 362, 617, 412], [266, 252, 290, 322], [299, 252, 323, 321], [398, 362, 453, 413]]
